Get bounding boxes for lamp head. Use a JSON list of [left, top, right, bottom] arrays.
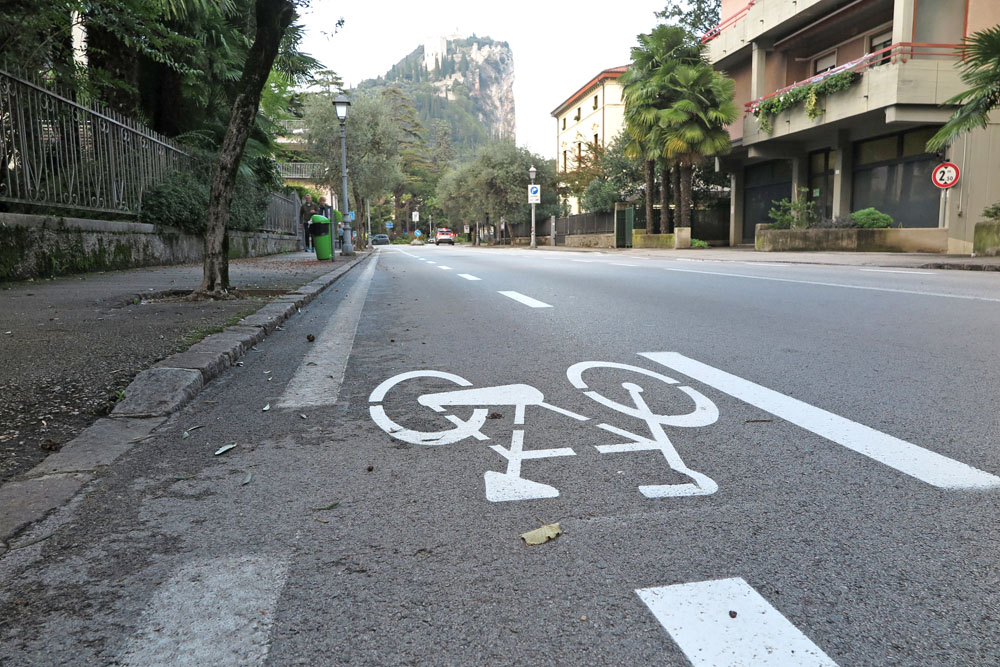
[[528, 165, 537, 181], [334, 93, 350, 121]]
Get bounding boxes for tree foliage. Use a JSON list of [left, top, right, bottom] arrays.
[[655, 0, 721, 39], [926, 26, 1000, 151]]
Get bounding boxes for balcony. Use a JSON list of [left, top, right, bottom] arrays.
[[740, 43, 963, 145], [701, 0, 842, 64], [278, 162, 326, 180]]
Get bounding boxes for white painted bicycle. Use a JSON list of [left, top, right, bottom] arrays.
[[368, 362, 720, 502]]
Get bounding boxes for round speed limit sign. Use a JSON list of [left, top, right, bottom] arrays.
[[931, 162, 960, 189]]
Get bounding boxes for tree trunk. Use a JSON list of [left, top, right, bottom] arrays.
[[644, 159, 655, 233], [659, 158, 670, 234], [679, 163, 693, 229], [672, 167, 681, 229], [197, 0, 295, 295]]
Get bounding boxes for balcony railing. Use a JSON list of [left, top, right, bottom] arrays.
[[278, 162, 326, 179], [744, 42, 962, 114], [702, 1, 755, 44]]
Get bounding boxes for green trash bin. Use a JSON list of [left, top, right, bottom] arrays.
[[310, 215, 333, 260]]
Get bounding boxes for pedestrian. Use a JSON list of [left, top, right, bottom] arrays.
[[300, 193, 316, 252], [318, 196, 331, 219], [338, 222, 345, 250]]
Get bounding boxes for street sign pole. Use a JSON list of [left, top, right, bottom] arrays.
[[528, 176, 541, 249]]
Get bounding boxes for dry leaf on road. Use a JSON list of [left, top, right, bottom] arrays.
[[521, 522, 562, 546]]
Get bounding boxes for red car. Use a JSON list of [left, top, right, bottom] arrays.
[[435, 228, 456, 245]]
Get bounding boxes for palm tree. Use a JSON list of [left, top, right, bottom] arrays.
[[927, 26, 1000, 151], [658, 62, 737, 229], [622, 25, 706, 233]]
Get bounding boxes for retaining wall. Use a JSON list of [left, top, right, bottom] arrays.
[[0, 213, 299, 281], [755, 224, 948, 253]]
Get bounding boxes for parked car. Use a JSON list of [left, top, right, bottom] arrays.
[[435, 228, 456, 245], [372, 234, 390, 245]]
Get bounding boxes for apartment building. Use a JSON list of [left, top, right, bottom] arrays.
[[708, 0, 1000, 252], [551, 67, 627, 215]]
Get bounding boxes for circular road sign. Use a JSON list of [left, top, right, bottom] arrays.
[[932, 162, 960, 189]]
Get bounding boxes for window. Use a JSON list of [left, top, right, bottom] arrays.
[[852, 128, 942, 227], [577, 143, 582, 164], [593, 94, 599, 110], [563, 150, 568, 172], [594, 133, 599, 147], [813, 51, 837, 75], [562, 117, 566, 130], [870, 30, 892, 66], [808, 149, 835, 221], [574, 107, 581, 121]]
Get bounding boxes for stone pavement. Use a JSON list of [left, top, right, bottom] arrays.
[[0, 251, 366, 486]]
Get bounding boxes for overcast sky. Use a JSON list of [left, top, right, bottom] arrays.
[[298, 0, 669, 160]]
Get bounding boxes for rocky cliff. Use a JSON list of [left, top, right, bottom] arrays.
[[360, 35, 515, 151]]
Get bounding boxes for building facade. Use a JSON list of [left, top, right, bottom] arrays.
[[708, 0, 1000, 252], [551, 67, 628, 215]]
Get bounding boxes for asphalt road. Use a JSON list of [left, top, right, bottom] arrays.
[[2, 245, 999, 665]]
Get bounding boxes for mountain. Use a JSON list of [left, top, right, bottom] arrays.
[[358, 35, 515, 155]]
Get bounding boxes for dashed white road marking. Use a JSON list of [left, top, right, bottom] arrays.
[[118, 555, 289, 666], [744, 262, 788, 267], [860, 268, 935, 275], [278, 256, 378, 408], [458, 274, 481, 281], [608, 262, 638, 267], [498, 291, 553, 308], [636, 578, 838, 667], [426, 260, 437, 264], [438, 265, 452, 270], [661, 267, 1000, 303], [641, 352, 1000, 490], [571, 259, 597, 263]]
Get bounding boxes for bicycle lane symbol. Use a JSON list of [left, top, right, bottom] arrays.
[[368, 362, 721, 502]]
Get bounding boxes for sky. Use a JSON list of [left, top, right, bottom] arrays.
[[298, 0, 669, 160]]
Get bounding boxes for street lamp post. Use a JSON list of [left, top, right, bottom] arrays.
[[529, 165, 537, 249], [334, 93, 354, 258]]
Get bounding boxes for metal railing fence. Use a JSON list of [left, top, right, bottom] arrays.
[[0, 68, 188, 216], [264, 191, 300, 236], [278, 162, 326, 179]]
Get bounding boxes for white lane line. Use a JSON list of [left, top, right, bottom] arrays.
[[641, 352, 1000, 490], [278, 256, 378, 408], [571, 259, 597, 263], [661, 267, 1000, 303], [608, 262, 638, 267], [637, 578, 838, 667], [118, 555, 289, 666], [498, 291, 553, 308], [744, 262, 788, 267], [458, 274, 481, 281], [426, 260, 437, 264], [438, 265, 452, 270], [396, 250, 417, 257], [860, 268, 935, 275]]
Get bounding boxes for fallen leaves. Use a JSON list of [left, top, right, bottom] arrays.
[[214, 443, 237, 456], [521, 522, 562, 546], [262, 403, 270, 412], [306, 334, 315, 342], [241, 472, 253, 486]]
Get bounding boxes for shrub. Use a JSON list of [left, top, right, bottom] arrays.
[[690, 238, 709, 248], [982, 202, 1000, 222], [140, 152, 272, 233], [851, 207, 894, 228], [768, 188, 817, 229]]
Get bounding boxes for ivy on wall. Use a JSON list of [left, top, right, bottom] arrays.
[[749, 71, 861, 134]]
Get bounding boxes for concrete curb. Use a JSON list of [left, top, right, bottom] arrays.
[[0, 253, 371, 547]]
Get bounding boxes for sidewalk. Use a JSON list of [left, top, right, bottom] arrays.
[[506, 244, 1000, 270], [0, 251, 365, 486]]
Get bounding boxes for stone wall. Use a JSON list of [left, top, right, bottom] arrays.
[[564, 233, 615, 248], [0, 213, 299, 282], [755, 224, 948, 253]]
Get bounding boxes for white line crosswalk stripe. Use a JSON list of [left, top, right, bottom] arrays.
[[498, 291, 552, 308], [636, 578, 838, 667]]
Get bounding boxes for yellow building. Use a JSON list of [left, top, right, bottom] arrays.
[[708, 0, 1000, 252], [551, 66, 628, 215]]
